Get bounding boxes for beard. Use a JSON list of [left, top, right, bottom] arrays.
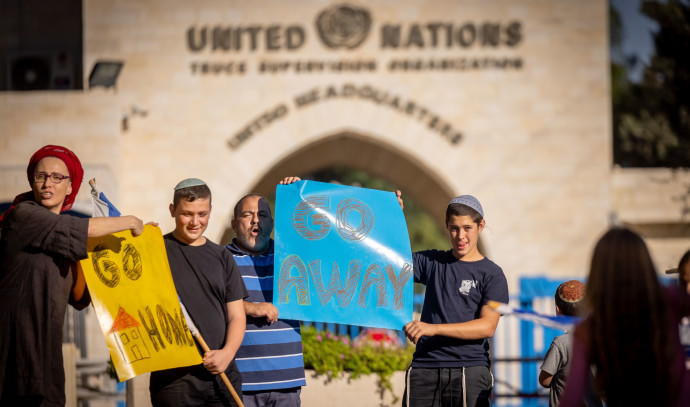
[[236, 228, 271, 254]]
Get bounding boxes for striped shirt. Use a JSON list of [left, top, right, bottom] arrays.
[[226, 239, 306, 392]]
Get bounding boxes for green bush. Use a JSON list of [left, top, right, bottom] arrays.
[[301, 325, 414, 402]]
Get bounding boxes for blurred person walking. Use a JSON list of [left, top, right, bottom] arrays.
[[561, 228, 690, 407]]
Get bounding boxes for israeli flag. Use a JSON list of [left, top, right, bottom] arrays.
[[488, 300, 580, 331], [89, 179, 121, 217]]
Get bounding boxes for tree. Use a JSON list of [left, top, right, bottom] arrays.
[[613, 0, 690, 168]]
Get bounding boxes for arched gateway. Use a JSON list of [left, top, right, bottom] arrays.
[[246, 130, 455, 225]]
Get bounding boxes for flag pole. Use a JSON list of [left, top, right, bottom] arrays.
[[180, 301, 245, 407]]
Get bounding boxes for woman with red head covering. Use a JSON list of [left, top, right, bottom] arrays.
[[0, 145, 149, 406]]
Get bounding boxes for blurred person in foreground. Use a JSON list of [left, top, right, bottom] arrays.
[[0, 145, 147, 406], [676, 249, 690, 368], [560, 228, 690, 407]]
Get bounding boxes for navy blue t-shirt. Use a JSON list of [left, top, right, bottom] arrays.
[[411, 250, 509, 368]]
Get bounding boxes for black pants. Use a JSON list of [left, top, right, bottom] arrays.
[[403, 366, 493, 407], [150, 365, 243, 407]]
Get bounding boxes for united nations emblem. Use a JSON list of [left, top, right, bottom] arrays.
[[315, 4, 372, 49]]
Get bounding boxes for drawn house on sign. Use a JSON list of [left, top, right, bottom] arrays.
[[108, 307, 151, 364]]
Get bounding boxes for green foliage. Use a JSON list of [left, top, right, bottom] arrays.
[[612, 0, 690, 168], [610, 62, 630, 106], [404, 202, 448, 253], [106, 357, 119, 381], [301, 325, 414, 403], [617, 110, 677, 162]]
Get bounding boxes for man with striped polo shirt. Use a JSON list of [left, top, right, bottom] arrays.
[[226, 179, 305, 407]]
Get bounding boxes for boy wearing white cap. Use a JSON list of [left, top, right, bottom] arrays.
[[403, 195, 509, 407], [149, 178, 248, 407]]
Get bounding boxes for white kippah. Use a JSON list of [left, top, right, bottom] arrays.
[[174, 178, 206, 190], [448, 195, 484, 218]]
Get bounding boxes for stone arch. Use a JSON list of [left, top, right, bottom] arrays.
[[221, 130, 458, 245]]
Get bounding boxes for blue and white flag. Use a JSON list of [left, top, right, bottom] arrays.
[[89, 179, 121, 217], [488, 300, 580, 331]]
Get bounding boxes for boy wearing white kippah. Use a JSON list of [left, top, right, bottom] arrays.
[[149, 178, 248, 407], [402, 195, 509, 407]]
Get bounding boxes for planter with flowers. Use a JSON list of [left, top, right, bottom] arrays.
[[301, 325, 414, 403]]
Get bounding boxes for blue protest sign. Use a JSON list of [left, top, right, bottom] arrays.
[[274, 180, 413, 330]]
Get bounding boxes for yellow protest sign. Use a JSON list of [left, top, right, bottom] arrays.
[[78, 225, 202, 381]]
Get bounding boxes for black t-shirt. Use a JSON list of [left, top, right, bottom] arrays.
[[150, 233, 248, 389], [412, 250, 509, 368]]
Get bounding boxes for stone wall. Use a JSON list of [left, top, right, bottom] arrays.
[[85, 0, 610, 284]]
